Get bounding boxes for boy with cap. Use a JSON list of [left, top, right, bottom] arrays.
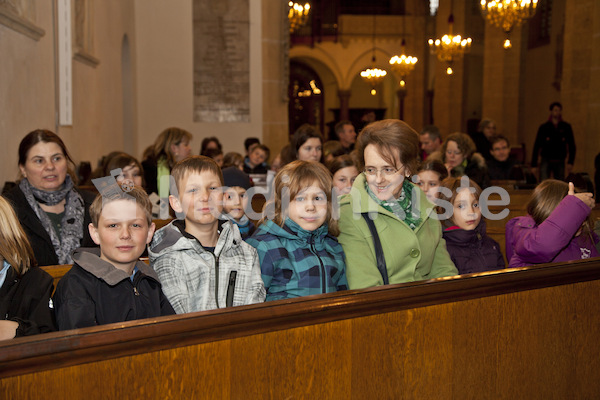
[[222, 166, 255, 239]]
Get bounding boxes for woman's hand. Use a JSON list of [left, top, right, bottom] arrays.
[[568, 182, 595, 209], [0, 320, 19, 340]]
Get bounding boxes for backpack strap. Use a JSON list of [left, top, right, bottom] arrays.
[[361, 213, 389, 285]]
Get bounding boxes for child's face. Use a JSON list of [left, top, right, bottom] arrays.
[[417, 170, 441, 202], [212, 154, 224, 167], [333, 166, 358, 195], [224, 186, 248, 221], [249, 149, 267, 167], [117, 162, 143, 188], [89, 199, 155, 271], [170, 170, 223, 227], [452, 189, 481, 231], [287, 181, 328, 232]]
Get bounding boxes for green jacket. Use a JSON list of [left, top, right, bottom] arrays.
[[338, 174, 457, 289]]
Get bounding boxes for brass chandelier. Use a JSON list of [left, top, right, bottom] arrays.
[[480, 0, 538, 49], [428, 14, 472, 75], [288, 1, 310, 33], [389, 18, 418, 89], [360, 15, 387, 95]]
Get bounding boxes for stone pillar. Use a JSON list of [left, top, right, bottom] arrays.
[[338, 89, 351, 121], [562, 0, 600, 174], [262, 0, 290, 161], [481, 22, 524, 148], [396, 88, 407, 120]]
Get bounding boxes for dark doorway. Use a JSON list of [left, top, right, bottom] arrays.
[[288, 61, 325, 137]]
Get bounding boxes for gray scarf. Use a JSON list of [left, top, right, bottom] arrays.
[[19, 175, 85, 264]]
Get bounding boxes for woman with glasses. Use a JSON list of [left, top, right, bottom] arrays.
[[440, 132, 490, 189], [337, 119, 458, 289]]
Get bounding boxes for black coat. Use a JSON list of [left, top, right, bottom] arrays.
[[0, 266, 57, 337], [53, 248, 175, 330], [3, 185, 96, 266], [442, 220, 505, 275]]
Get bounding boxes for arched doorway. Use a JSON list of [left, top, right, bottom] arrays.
[[288, 61, 325, 137]]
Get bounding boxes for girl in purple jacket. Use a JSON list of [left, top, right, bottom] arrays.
[[505, 180, 598, 268], [437, 177, 505, 275]]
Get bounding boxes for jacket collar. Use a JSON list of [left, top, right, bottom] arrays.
[[443, 219, 487, 244], [72, 247, 159, 286], [258, 218, 329, 245]]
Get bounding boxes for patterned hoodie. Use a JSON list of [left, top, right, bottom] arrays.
[[148, 220, 265, 313], [246, 218, 348, 301]]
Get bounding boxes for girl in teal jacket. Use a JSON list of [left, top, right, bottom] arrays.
[[247, 161, 348, 300]]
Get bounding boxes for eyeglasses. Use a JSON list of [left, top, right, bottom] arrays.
[[445, 150, 463, 156], [364, 167, 398, 176]]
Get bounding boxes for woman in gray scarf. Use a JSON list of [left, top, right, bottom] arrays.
[[3, 130, 95, 266]]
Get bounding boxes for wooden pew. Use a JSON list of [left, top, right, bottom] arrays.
[[2, 259, 600, 399]]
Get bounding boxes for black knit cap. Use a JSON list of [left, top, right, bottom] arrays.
[[222, 166, 252, 189]]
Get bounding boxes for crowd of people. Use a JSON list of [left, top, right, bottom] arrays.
[[1, 105, 599, 341]]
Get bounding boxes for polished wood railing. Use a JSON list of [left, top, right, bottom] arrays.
[[2, 259, 600, 398]]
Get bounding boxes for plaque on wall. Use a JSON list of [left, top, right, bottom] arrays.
[[193, 0, 250, 123]]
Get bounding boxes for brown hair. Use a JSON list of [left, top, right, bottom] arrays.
[[418, 158, 449, 181], [104, 153, 145, 188], [323, 141, 345, 161], [355, 119, 420, 175], [0, 197, 37, 274], [261, 160, 339, 236], [90, 186, 153, 227], [223, 152, 244, 169], [478, 118, 496, 133], [526, 179, 594, 237], [436, 177, 482, 220], [150, 127, 193, 168], [441, 132, 476, 162], [327, 154, 357, 177], [18, 129, 77, 183], [171, 155, 224, 195], [291, 124, 324, 162]]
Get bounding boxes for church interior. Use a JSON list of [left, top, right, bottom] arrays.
[[1, 0, 600, 398]]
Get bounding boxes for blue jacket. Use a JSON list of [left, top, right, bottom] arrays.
[[246, 219, 348, 301]]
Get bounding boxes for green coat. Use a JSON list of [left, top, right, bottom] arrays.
[[338, 174, 457, 289]]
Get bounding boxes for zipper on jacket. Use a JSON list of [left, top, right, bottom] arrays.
[[212, 253, 221, 308], [225, 270, 237, 307], [309, 235, 327, 294]]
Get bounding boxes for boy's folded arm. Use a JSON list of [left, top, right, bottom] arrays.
[[152, 256, 190, 314]]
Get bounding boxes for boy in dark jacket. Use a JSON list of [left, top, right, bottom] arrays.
[[54, 186, 174, 330]]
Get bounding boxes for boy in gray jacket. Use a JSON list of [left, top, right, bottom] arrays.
[[149, 156, 265, 313]]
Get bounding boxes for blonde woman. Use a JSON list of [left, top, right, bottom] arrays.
[[0, 197, 56, 340], [142, 127, 193, 195]]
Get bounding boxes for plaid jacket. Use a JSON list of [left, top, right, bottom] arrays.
[[246, 219, 348, 301], [148, 220, 265, 313]]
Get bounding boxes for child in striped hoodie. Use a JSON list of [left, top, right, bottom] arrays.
[[246, 161, 348, 301]]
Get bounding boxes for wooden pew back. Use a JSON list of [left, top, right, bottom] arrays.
[[3, 259, 600, 399]]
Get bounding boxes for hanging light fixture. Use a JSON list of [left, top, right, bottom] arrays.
[[389, 15, 418, 88], [288, 1, 310, 33], [480, 0, 538, 49], [361, 15, 387, 95], [428, 11, 472, 75]]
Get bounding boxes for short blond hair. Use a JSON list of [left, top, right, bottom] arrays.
[[89, 186, 153, 227]]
